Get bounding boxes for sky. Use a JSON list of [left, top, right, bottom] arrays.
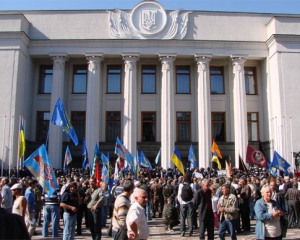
[[1, 0, 300, 14]]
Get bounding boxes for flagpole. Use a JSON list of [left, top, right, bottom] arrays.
[[282, 116, 287, 160], [290, 117, 294, 171], [8, 115, 14, 178], [274, 116, 278, 151], [23, 118, 26, 167], [270, 118, 274, 156], [1, 116, 6, 177], [45, 122, 52, 149], [16, 115, 21, 178]]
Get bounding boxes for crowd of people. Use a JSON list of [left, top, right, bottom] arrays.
[[0, 164, 297, 239]]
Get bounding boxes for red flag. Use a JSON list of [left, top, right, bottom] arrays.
[[246, 145, 267, 168], [95, 160, 101, 187]]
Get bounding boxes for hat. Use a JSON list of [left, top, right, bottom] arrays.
[[11, 183, 23, 190]]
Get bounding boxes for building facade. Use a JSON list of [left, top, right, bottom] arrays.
[[0, 0, 300, 170]]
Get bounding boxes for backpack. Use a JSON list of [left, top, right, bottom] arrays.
[[181, 183, 193, 201]]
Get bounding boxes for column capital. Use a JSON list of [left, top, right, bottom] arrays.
[[49, 53, 68, 61], [122, 53, 139, 60], [159, 54, 176, 61], [230, 56, 246, 73], [86, 54, 103, 71], [194, 54, 212, 61], [85, 53, 104, 60], [123, 54, 139, 71], [50, 54, 68, 70], [195, 55, 211, 71]]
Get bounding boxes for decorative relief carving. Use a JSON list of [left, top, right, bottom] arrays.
[[109, 1, 190, 40]]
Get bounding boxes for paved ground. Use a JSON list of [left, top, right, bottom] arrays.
[[32, 217, 300, 240]]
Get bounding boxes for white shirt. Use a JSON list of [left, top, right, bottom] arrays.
[[126, 201, 149, 240], [177, 182, 193, 205]]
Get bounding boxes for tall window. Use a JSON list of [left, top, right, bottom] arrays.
[[36, 111, 50, 141], [176, 112, 191, 142], [38, 66, 53, 94], [176, 66, 190, 94], [142, 65, 156, 93], [107, 65, 121, 93], [245, 67, 257, 95], [212, 112, 226, 142], [210, 67, 224, 94], [71, 111, 86, 141], [73, 65, 87, 93], [248, 112, 259, 141], [141, 112, 156, 142], [106, 112, 121, 142]]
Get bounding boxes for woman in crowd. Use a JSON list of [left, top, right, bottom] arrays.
[[210, 185, 219, 229], [254, 185, 285, 240]]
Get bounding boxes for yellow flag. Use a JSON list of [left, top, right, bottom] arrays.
[[171, 147, 185, 175]]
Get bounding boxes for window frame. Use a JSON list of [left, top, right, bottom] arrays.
[[72, 65, 87, 94], [107, 65, 122, 94], [176, 66, 190, 94], [141, 111, 156, 142], [247, 112, 259, 141], [211, 112, 226, 142], [210, 66, 225, 94], [141, 65, 156, 94], [36, 111, 50, 141], [244, 67, 258, 95], [106, 111, 121, 142], [176, 111, 191, 142], [71, 111, 86, 142], [38, 65, 53, 94]]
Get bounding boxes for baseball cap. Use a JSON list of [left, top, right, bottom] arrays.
[[11, 183, 23, 190]]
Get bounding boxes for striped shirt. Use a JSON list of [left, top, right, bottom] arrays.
[[112, 194, 130, 232], [284, 188, 300, 200]]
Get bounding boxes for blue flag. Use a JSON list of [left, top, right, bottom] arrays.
[[101, 152, 109, 165], [91, 144, 100, 178], [114, 137, 134, 167], [188, 144, 197, 170], [24, 144, 58, 196], [140, 151, 152, 170], [82, 139, 89, 169], [102, 164, 109, 183], [155, 147, 161, 165], [271, 151, 290, 172], [51, 98, 78, 146], [63, 146, 72, 173]]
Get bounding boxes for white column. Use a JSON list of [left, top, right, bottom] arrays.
[[195, 55, 212, 168], [85, 54, 103, 155], [159, 54, 176, 169], [122, 54, 139, 156], [48, 54, 68, 168], [231, 56, 248, 167]]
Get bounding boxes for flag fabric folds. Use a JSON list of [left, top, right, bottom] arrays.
[[82, 139, 89, 169], [171, 147, 185, 175], [63, 146, 72, 172], [271, 151, 290, 172], [114, 137, 134, 166], [238, 155, 249, 174], [188, 144, 197, 170], [18, 120, 25, 159], [51, 98, 78, 146], [155, 147, 161, 165], [212, 151, 222, 170], [225, 157, 233, 178], [246, 145, 267, 168], [114, 160, 119, 180], [211, 140, 222, 159], [24, 144, 58, 196], [102, 164, 109, 183], [91, 144, 100, 178], [140, 151, 152, 170]]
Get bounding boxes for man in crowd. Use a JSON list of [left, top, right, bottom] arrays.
[[112, 179, 135, 239], [194, 178, 214, 240], [237, 178, 251, 232], [85, 177, 104, 240], [177, 174, 194, 237], [218, 183, 238, 240], [25, 179, 38, 237], [0, 177, 13, 213], [151, 178, 163, 218], [162, 197, 180, 232], [126, 189, 150, 239], [285, 182, 300, 228]]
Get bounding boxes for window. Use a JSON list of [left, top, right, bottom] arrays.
[[245, 67, 257, 95], [73, 65, 87, 93], [141, 112, 156, 142], [210, 67, 224, 94], [176, 66, 190, 94], [36, 111, 50, 141], [212, 112, 226, 142], [71, 111, 86, 141], [38, 66, 53, 94], [142, 65, 156, 93], [107, 65, 121, 93], [106, 112, 121, 142], [248, 112, 259, 141], [176, 112, 191, 142]]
